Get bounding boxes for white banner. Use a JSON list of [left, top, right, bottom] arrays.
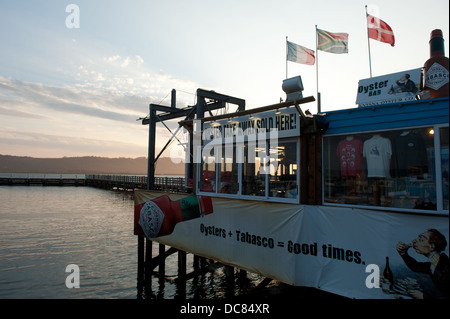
[[135, 191, 449, 299], [203, 107, 300, 140], [356, 68, 422, 107]]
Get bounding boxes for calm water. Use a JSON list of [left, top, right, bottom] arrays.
[[0, 186, 262, 299]]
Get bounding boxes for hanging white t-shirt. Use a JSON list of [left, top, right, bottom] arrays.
[[363, 135, 392, 178]]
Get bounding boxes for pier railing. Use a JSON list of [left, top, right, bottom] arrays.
[[1, 173, 186, 192], [85, 174, 186, 192], [0, 173, 86, 186]]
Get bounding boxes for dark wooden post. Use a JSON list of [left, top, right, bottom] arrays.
[[239, 269, 247, 282], [158, 244, 165, 281], [144, 238, 152, 297], [176, 250, 187, 299], [193, 254, 200, 272], [158, 244, 166, 274], [137, 236, 145, 298], [225, 265, 235, 298], [147, 105, 156, 191]]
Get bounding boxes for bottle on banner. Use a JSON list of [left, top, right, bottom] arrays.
[[136, 195, 213, 238], [381, 256, 394, 292]]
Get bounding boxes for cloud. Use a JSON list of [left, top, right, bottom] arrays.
[[103, 55, 144, 68], [0, 75, 145, 123], [0, 127, 145, 158], [0, 54, 204, 158], [105, 55, 121, 63], [74, 55, 201, 108], [0, 104, 49, 120]]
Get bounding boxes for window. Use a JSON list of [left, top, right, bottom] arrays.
[[441, 127, 449, 210], [198, 108, 300, 203], [219, 144, 239, 194], [323, 126, 448, 213], [200, 134, 217, 193], [199, 136, 299, 202], [269, 140, 298, 199], [242, 141, 266, 197]]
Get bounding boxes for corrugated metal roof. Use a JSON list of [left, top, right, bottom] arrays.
[[322, 97, 449, 135]]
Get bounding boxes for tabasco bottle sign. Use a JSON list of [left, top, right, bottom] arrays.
[[138, 200, 165, 238], [425, 62, 449, 90]]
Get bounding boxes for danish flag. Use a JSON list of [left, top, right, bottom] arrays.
[[367, 14, 395, 47]]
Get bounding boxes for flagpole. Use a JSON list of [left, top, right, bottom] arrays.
[[286, 36, 288, 79], [365, 5, 373, 78], [315, 25, 320, 113]]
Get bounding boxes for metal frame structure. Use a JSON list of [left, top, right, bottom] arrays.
[[141, 89, 245, 190]]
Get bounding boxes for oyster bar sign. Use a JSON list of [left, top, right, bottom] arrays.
[[356, 68, 422, 107], [425, 62, 449, 90]]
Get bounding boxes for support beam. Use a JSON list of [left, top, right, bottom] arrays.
[[224, 265, 235, 298], [148, 246, 178, 270], [255, 277, 273, 289], [179, 96, 315, 127], [196, 88, 245, 111], [158, 244, 166, 276], [176, 250, 187, 299], [144, 239, 152, 284], [141, 89, 246, 191], [137, 236, 145, 298], [178, 250, 187, 280], [171, 89, 176, 108], [147, 106, 156, 190]]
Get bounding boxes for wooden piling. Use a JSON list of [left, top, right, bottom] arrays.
[[225, 265, 235, 298], [158, 244, 165, 278], [239, 269, 247, 281], [138, 242, 254, 299], [176, 250, 187, 299], [158, 244, 165, 296], [137, 236, 145, 298], [144, 238, 152, 298], [193, 254, 200, 273]]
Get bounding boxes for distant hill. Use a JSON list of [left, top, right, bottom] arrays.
[[0, 155, 185, 175]]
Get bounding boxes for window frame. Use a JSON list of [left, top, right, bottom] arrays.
[[321, 124, 449, 216], [197, 137, 300, 204]]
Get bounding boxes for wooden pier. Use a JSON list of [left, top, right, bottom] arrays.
[[0, 173, 86, 186], [85, 174, 186, 192], [0, 173, 186, 192]]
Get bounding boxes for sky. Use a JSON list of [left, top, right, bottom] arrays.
[[0, 0, 449, 159]]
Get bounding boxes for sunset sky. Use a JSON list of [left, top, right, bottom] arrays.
[[1, 0, 448, 158]]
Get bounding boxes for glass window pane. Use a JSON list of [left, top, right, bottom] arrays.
[[324, 128, 437, 211], [440, 127, 449, 210], [219, 144, 239, 194], [200, 141, 216, 193], [242, 141, 266, 196], [269, 141, 298, 198], [391, 128, 436, 210]]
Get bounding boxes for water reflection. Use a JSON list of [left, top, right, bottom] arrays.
[[136, 242, 265, 299], [0, 186, 267, 299], [0, 186, 137, 299]]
